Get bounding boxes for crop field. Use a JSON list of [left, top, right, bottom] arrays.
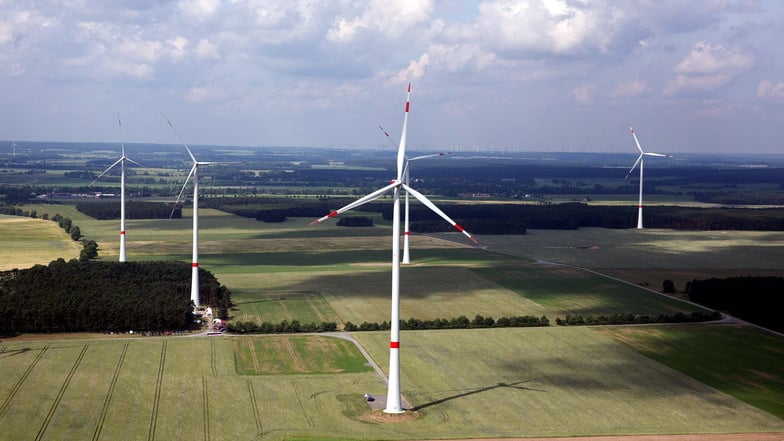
[[0, 215, 81, 270], [1, 328, 781, 441], [1, 206, 783, 440]]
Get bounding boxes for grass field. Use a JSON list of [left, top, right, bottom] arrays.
[[1, 208, 783, 440]]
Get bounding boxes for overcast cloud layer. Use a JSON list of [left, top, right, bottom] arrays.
[[1, 0, 783, 153]]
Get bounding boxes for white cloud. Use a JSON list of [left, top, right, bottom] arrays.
[[327, 0, 435, 43], [757, 80, 784, 100], [194, 38, 220, 59], [612, 79, 648, 97], [177, 0, 221, 20], [571, 84, 596, 105], [665, 41, 754, 94]]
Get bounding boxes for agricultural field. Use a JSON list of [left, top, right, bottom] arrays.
[[0, 215, 81, 270], [1, 187, 783, 439]]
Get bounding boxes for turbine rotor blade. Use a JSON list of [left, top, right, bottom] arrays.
[[644, 152, 671, 158], [625, 154, 643, 179], [629, 126, 644, 154], [126, 157, 145, 168], [90, 158, 124, 186], [379, 125, 399, 149], [117, 112, 126, 157], [161, 112, 197, 162], [170, 164, 197, 219], [402, 183, 478, 244], [310, 181, 399, 225], [396, 83, 411, 181]]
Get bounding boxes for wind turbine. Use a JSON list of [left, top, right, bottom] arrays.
[[90, 113, 143, 262], [162, 113, 236, 308], [626, 126, 671, 229], [379, 125, 449, 264], [311, 84, 477, 414]]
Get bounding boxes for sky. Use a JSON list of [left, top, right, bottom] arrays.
[[1, 0, 784, 154]]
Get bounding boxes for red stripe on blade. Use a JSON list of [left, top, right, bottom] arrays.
[[327, 211, 338, 218], [454, 224, 465, 232]]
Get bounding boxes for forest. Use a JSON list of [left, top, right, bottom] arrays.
[[76, 200, 181, 219], [0, 260, 231, 335], [199, 196, 784, 232]]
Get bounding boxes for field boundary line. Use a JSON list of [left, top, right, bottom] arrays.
[[202, 376, 210, 441], [0, 344, 48, 418], [148, 341, 167, 441], [92, 342, 129, 441], [246, 380, 262, 435], [35, 344, 89, 441]]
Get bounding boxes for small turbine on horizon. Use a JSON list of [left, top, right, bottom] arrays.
[[311, 84, 477, 414], [90, 113, 143, 263], [163, 113, 237, 308], [626, 126, 671, 229]]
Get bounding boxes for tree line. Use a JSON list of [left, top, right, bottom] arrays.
[[555, 311, 720, 326], [76, 200, 181, 219], [0, 260, 231, 335]]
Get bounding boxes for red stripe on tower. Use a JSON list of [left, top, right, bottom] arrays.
[[404, 231, 409, 236], [390, 341, 400, 349], [638, 205, 644, 208], [192, 262, 199, 268], [120, 230, 126, 235]]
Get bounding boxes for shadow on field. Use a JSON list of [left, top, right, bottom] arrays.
[[413, 379, 546, 411]]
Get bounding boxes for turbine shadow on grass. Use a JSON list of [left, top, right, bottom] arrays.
[[413, 379, 546, 411]]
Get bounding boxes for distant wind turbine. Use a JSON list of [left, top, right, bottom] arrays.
[[311, 84, 477, 414], [163, 113, 237, 308], [90, 113, 143, 262], [379, 125, 449, 264], [626, 127, 671, 229]]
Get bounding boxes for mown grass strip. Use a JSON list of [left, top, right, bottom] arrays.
[[35, 344, 89, 441], [0, 345, 48, 418], [92, 342, 129, 441]]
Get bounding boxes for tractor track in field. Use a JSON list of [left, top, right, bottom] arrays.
[[0, 344, 48, 418], [91, 342, 129, 441], [35, 344, 89, 441], [147, 341, 167, 441], [246, 380, 262, 435]]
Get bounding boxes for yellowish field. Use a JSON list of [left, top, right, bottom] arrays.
[[0, 215, 81, 270]]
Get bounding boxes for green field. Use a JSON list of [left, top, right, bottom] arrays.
[[0, 215, 81, 270], [0, 207, 782, 440]]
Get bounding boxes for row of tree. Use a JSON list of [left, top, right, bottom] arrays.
[[0, 260, 232, 335], [555, 311, 721, 326]]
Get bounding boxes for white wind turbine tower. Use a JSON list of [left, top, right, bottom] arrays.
[[380, 125, 449, 264], [311, 84, 477, 413], [90, 113, 143, 262], [626, 126, 671, 229], [163, 113, 235, 308]]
